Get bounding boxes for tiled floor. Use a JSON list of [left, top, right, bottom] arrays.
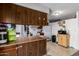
[[46, 41, 78, 56]]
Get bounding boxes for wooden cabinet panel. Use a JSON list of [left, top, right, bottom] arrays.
[[31, 10, 36, 25], [27, 41, 38, 56], [43, 13, 48, 25], [0, 4, 12, 23], [0, 4, 16, 24], [15, 5, 23, 24], [0, 3, 47, 25], [0, 45, 17, 56], [62, 35, 69, 47], [17, 44, 24, 56], [38, 12, 42, 26], [27, 9, 32, 25], [58, 34, 69, 47], [58, 35, 63, 46], [22, 8, 28, 25], [0, 39, 46, 56], [38, 39, 46, 56], [31, 10, 39, 26], [0, 48, 17, 56], [17, 43, 28, 56], [10, 4, 16, 24], [41, 13, 48, 26]]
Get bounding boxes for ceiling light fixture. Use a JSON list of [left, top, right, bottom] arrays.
[[52, 10, 63, 16]]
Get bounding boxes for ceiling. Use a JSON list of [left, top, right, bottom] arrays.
[[40, 3, 79, 21], [17, 3, 79, 22]]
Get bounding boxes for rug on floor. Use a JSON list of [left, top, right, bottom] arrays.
[[72, 51, 79, 56]]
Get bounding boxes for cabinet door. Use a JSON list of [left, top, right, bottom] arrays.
[[58, 35, 63, 46], [0, 4, 4, 23], [27, 9, 32, 25], [62, 35, 69, 47], [0, 48, 17, 56], [37, 11, 42, 26], [0, 4, 17, 24], [27, 42, 33, 56], [17, 44, 24, 56], [31, 10, 38, 25], [42, 13, 48, 26], [27, 41, 38, 56], [0, 45, 17, 56], [0, 4, 13, 23], [23, 8, 28, 25], [11, 4, 17, 24], [38, 40, 46, 56], [38, 12, 42, 26], [31, 10, 36, 25], [15, 5, 23, 24], [44, 13, 48, 25]]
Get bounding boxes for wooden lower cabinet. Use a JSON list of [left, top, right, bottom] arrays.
[[17, 44, 23, 56], [26, 40, 46, 56], [27, 41, 38, 56], [38, 40, 46, 56], [0, 39, 46, 56], [58, 34, 69, 47], [0, 45, 17, 56]]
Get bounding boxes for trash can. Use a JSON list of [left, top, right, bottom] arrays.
[[52, 35, 56, 42]]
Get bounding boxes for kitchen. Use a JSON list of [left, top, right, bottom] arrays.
[[0, 3, 48, 56], [0, 3, 79, 56]]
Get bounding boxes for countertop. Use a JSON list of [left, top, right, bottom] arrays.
[[0, 35, 47, 48]]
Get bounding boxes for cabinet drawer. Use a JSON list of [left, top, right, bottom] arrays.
[[0, 46, 17, 56]]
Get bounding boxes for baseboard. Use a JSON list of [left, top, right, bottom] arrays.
[[47, 39, 51, 42]]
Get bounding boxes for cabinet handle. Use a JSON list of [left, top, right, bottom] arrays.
[[38, 17, 41, 20], [43, 18, 45, 20], [16, 45, 23, 49]]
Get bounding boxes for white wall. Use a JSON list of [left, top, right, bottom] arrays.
[[64, 12, 79, 49], [52, 22, 60, 35], [65, 18, 79, 49], [43, 24, 52, 40], [51, 13, 79, 49], [51, 22, 60, 42]]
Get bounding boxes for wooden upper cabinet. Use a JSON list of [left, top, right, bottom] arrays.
[[23, 8, 28, 25], [31, 10, 35, 25], [0, 3, 48, 26], [41, 13, 48, 26], [0, 4, 16, 24], [31, 10, 38, 25], [0, 4, 12, 23], [36, 11, 42, 26], [10, 4, 17, 24], [15, 5, 23, 24], [35, 11, 48, 26], [27, 8, 32, 25]]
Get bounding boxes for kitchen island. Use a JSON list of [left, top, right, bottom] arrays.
[[0, 36, 47, 56]]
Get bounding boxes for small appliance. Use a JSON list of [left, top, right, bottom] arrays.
[[0, 24, 7, 44], [7, 28, 16, 42]]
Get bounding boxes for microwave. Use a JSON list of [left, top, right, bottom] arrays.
[[0, 32, 7, 44]]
